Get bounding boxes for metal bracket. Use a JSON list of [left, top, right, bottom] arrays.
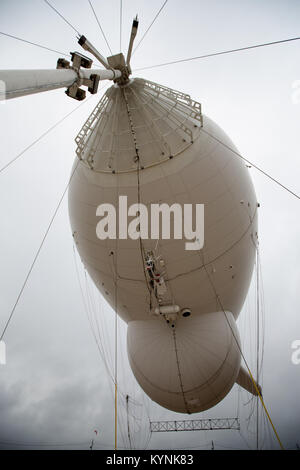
[[65, 83, 86, 101], [57, 51, 97, 101], [88, 74, 100, 94], [107, 53, 130, 85], [56, 58, 70, 69], [70, 51, 93, 71]]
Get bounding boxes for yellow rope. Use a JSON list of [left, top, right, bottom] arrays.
[[245, 364, 284, 450], [202, 258, 284, 450], [115, 379, 117, 450]]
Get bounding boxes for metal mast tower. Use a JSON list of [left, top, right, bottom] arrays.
[[0, 17, 139, 101]]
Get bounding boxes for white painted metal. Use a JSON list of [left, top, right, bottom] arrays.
[[126, 17, 139, 67], [0, 68, 122, 100], [154, 305, 180, 315], [78, 35, 111, 70], [69, 78, 260, 413], [78, 67, 122, 84], [0, 69, 77, 100], [75, 79, 202, 170]]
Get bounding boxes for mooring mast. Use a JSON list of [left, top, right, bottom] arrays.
[[0, 17, 139, 101]]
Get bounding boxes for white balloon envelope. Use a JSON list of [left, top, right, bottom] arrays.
[[68, 77, 260, 413]]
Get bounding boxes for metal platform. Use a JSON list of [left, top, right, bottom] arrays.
[[75, 78, 203, 172]]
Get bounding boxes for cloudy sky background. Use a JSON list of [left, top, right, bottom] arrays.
[[0, 0, 299, 450]]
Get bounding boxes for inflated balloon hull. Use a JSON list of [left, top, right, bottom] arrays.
[[127, 311, 241, 413], [68, 78, 259, 412]]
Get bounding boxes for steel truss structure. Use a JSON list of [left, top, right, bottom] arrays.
[[150, 418, 240, 432]]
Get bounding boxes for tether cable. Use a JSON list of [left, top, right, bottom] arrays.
[[0, 94, 97, 175], [134, 36, 300, 71], [88, 0, 113, 55], [122, 87, 153, 309], [119, 0, 122, 52], [43, 0, 81, 36], [200, 252, 284, 450], [201, 129, 299, 200], [0, 31, 69, 57], [0, 160, 80, 341], [132, 0, 169, 56]]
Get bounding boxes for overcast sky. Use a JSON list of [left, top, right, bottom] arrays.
[[0, 0, 299, 450]]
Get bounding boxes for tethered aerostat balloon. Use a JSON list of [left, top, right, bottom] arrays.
[[0, 17, 261, 414], [69, 19, 261, 413]]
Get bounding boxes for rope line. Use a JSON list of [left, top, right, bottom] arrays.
[[132, 0, 168, 56], [200, 252, 284, 450], [172, 330, 190, 414], [0, 30, 103, 68], [122, 87, 153, 309], [88, 0, 113, 55], [134, 35, 300, 71], [201, 129, 300, 200], [0, 94, 98, 175], [119, 0, 122, 52], [74, 249, 140, 406], [72, 246, 115, 384], [0, 160, 80, 341], [114, 237, 118, 450], [256, 249, 260, 449], [43, 0, 80, 35], [0, 31, 69, 57]]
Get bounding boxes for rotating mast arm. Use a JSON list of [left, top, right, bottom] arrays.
[[0, 50, 122, 101]]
